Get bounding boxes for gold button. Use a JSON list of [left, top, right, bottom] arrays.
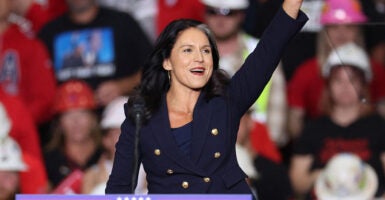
[[203, 177, 211, 183], [166, 169, 174, 174], [214, 152, 221, 158], [154, 149, 161, 156], [182, 181, 189, 189], [211, 128, 218, 136]]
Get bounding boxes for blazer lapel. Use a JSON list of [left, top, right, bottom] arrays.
[[149, 100, 180, 160], [149, 96, 205, 174], [191, 93, 212, 163]]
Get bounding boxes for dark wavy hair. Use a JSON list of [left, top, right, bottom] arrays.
[[127, 19, 229, 124]]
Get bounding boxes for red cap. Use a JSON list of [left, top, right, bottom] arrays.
[[53, 80, 96, 114]]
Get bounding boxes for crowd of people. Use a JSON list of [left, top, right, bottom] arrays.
[[0, 0, 385, 199]]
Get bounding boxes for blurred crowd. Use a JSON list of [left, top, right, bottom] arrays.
[[0, 0, 385, 199]]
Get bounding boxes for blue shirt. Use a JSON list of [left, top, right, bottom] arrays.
[[171, 122, 192, 157]]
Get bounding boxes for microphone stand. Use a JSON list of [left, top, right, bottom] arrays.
[[129, 102, 144, 193]]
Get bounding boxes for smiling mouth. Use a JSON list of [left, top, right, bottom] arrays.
[[190, 68, 205, 75]]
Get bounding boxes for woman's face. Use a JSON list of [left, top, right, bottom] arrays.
[[163, 27, 213, 90], [326, 24, 360, 48], [60, 109, 95, 142], [329, 66, 363, 106]]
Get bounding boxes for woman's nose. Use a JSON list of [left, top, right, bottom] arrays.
[[195, 51, 204, 62]]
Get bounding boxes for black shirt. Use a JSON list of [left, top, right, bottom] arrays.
[[38, 7, 152, 89]]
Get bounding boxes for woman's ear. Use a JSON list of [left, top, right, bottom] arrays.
[[163, 59, 172, 71]]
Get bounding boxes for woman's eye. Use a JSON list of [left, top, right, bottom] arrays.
[[203, 49, 211, 54], [183, 48, 192, 53]]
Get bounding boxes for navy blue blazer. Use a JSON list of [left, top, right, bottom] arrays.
[[106, 7, 307, 195]]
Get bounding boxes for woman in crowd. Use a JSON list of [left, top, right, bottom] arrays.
[[44, 80, 103, 193], [290, 43, 385, 199]]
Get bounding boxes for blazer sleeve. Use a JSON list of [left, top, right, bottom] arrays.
[[228, 7, 308, 118]]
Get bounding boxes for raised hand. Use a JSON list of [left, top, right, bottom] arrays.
[[282, 0, 303, 19]]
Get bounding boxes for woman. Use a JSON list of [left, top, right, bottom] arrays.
[[289, 43, 385, 199], [106, 0, 307, 196], [44, 80, 103, 193]]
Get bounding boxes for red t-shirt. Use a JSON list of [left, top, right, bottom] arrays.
[[287, 58, 324, 118], [157, 0, 205, 34], [26, 0, 68, 33], [20, 153, 49, 193], [0, 91, 48, 193], [250, 121, 282, 163], [0, 24, 57, 123], [26, 0, 204, 40]]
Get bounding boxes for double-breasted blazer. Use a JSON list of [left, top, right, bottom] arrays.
[[106, 7, 307, 195]]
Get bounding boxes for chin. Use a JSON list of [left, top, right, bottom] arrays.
[[192, 82, 209, 90]]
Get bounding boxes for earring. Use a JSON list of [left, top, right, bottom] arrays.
[[168, 71, 171, 83]]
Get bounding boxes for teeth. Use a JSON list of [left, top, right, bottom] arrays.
[[191, 68, 204, 72]]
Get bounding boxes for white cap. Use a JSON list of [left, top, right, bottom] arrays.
[[0, 102, 11, 139], [201, 0, 249, 10], [322, 42, 372, 81], [100, 96, 128, 129], [315, 153, 378, 200], [0, 137, 27, 171]]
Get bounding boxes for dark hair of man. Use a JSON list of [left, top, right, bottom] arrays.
[[127, 19, 229, 123]]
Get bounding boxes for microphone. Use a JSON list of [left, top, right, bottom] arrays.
[[128, 97, 145, 193], [124, 97, 146, 126], [131, 98, 145, 127]]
